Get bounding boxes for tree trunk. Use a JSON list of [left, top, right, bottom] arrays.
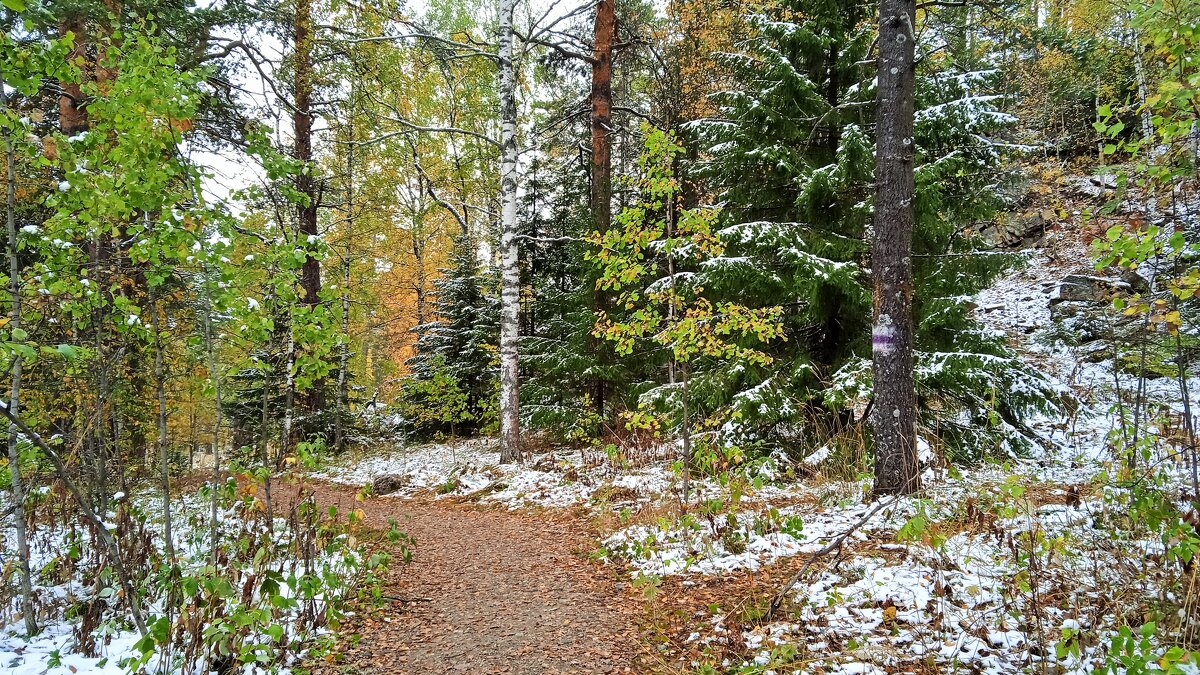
[[497, 0, 522, 464], [1129, 19, 1154, 144], [4, 85, 37, 637], [870, 0, 919, 496], [202, 287, 224, 564], [150, 291, 175, 563], [59, 14, 87, 135], [294, 0, 321, 307], [413, 232, 427, 326], [280, 319, 296, 462], [335, 96, 354, 455], [589, 0, 615, 417]]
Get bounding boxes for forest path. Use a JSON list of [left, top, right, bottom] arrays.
[[303, 480, 644, 674]]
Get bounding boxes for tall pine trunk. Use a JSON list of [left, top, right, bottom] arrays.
[[4, 83, 37, 637], [497, 0, 522, 463], [293, 0, 324, 431], [871, 0, 919, 496], [294, 0, 321, 307], [589, 0, 615, 416]]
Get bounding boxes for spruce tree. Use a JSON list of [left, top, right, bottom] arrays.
[[684, 0, 1057, 459], [403, 234, 499, 435], [520, 158, 642, 441]]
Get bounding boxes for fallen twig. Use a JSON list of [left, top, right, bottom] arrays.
[[762, 496, 899, 622]]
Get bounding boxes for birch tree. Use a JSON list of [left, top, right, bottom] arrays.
[[497, 0, 523, 463]]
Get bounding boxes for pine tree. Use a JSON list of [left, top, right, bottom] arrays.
[[872, 0, 919, 495], [685, 0, 1058, 459]]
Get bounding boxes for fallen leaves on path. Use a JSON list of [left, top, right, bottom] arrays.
[[304, 481, 648, 674]]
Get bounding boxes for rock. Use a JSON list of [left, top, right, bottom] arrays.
[[1120, 269, 1151, 295], [1049, 273, 1129, 305], [979, 209, 1050, 248], [1065, 174, 1117, 198], [1048, 300, 1085, 321], [1080, 341, 1110, 363], [371, 473, 410, 495], [1049, 301, 1110, 344]]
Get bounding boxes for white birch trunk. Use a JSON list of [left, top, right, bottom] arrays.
[[1130, 19, 1154, 144], [281, 320, 296, 462], [497, 0, 522, 464]]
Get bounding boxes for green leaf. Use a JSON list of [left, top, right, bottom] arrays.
[[8, 343, 35, 360], [1, 0, 27, 11]]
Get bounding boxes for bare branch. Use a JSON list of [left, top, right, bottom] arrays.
[[763, 496, 900, 622], [516, 27, 597, 63]]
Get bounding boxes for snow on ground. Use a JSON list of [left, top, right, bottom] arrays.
[[592, 220, 1198, 672], [0, 621, 138, 675], [972, 225, 1194, 485], [0, 497, 147, 675], [315, 437, 685, 509], [0, 486, 362, 675]]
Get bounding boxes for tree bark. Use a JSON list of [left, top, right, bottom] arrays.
[[294, 0, 321, 307], [335, 92, 354, 455], [292, 0, 326, 428], [870, 0, 919, 496], [589, 0, 615, 416], [59, 13, 87, 135], [1129, 18, 1154, 144], [279, 319, 296, 462], [497, 0, 522, 464], [150, 291, 175, 563]]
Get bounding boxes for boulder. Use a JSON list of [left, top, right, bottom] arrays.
[[1065, 174, 1117, 198], [979, 209, 1050, 248], [371, 473, 410, 496], [1049, 273, 1130, 305]]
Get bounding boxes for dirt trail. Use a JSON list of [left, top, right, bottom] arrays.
[[304, 481, 642, 674]]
